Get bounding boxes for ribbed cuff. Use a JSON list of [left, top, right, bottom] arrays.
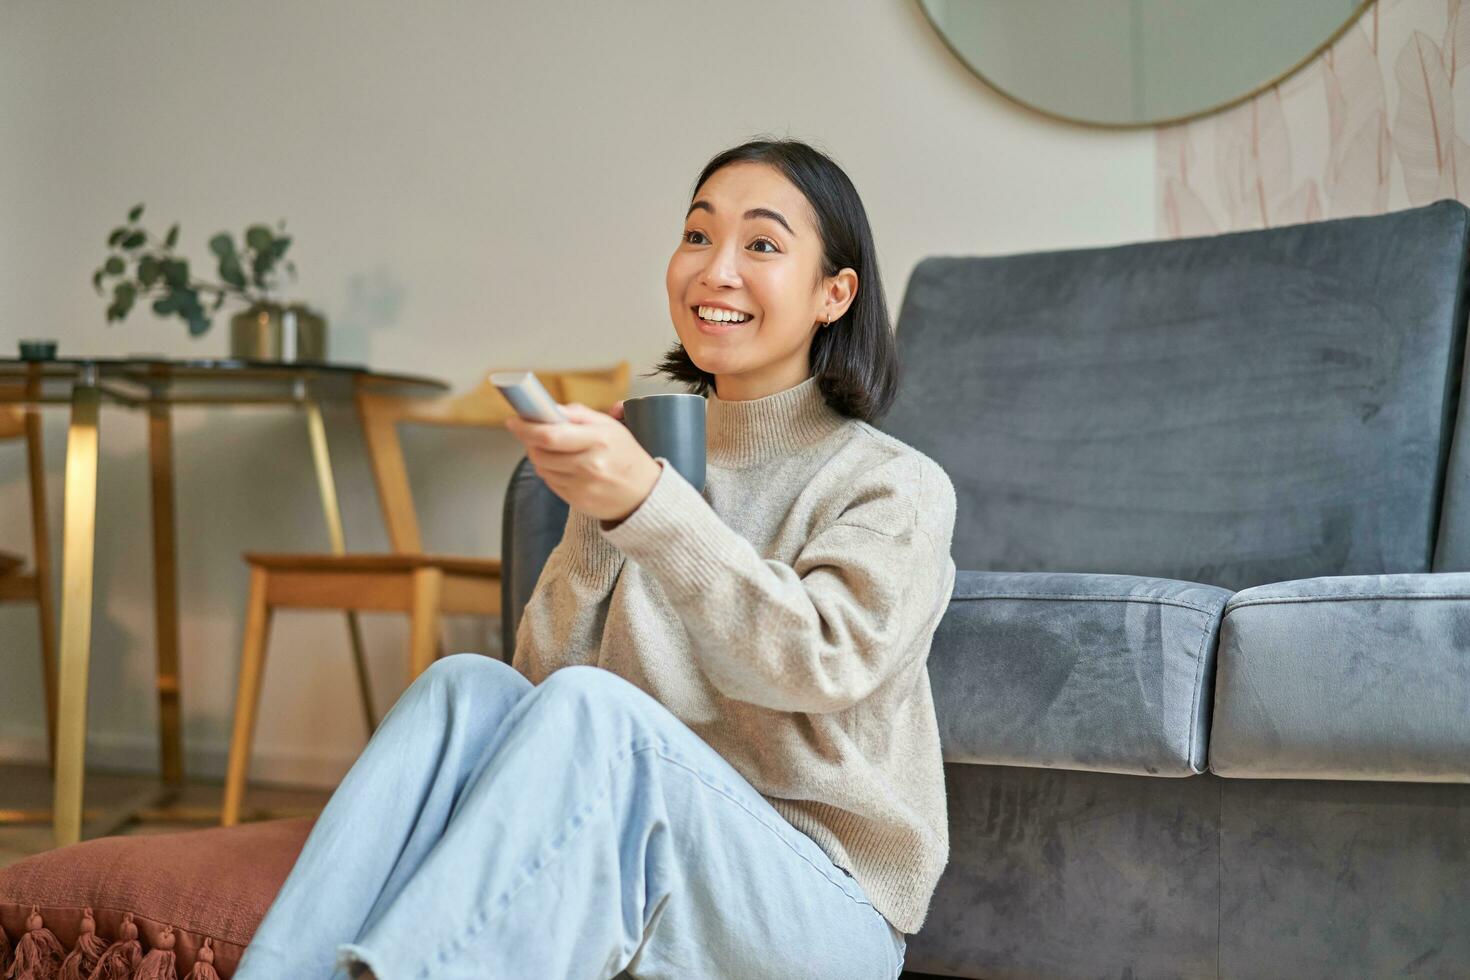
[[563, 507, 625, 588], [597, 457, 746, 596]]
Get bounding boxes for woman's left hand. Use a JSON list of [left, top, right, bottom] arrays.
[[504, 401, 662, 524]]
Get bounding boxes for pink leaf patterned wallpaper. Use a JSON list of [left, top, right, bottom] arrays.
[[1156, 0, 1470, 237]]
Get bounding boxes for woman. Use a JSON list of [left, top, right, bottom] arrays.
[[236, 137, 957, 980]]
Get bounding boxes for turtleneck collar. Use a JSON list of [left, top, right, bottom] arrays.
[[704, 375, 849, 468]]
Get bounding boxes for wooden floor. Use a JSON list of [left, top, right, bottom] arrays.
[[0, 762, 331, 868]]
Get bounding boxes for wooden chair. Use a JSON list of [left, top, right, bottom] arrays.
[[0, 402, 58, 776], [221, 361, 630, 825]]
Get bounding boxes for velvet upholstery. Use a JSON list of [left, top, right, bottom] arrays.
[[929, 570, 1230, 776], [1210, 572, 1470, 782], [902, 765, 1470, 978], [501, 455, 568, 662], [881, 200, 1470, 594]]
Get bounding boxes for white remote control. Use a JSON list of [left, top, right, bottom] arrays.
[[490, 370, 569, 423]]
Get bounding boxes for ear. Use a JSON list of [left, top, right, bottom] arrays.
[[823, 267, 859, 322]]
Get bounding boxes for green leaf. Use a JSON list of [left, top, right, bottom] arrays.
[[208, 233, 236, 258], [153, 294, 177, 315], [163, 258, 189, 289], [104, 255, 124, 275], [250, 251, 273, 289], [165, 223, 179, 248], [220, 253, 246, 289], [269, 236, 291, 260], [128, 203, 144, 222], [138, 255, 160, 286], [108, 227, 127, 247], [213, 290, 227, 311], [92, 270, 104, 293], [121, 231, 146, 249], [245, 225, 273, 252], [112, 282, 136, 319], [187, 314, 211, 336]]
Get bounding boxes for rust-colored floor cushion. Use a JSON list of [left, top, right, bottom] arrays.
[[0, 815, 315, 979]]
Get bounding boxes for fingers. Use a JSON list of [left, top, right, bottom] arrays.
[[508, 418, 601, 455], [558, 402, 594, 419]]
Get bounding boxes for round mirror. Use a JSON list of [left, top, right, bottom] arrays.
[[918, 0, 1374, 128]]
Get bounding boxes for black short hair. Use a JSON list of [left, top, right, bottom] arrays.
[[651, 136, 900, 424]]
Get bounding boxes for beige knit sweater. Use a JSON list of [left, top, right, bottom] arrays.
[[510, 373, 957, 934]]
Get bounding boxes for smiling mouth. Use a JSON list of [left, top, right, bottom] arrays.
[[691, 305, 755, 327]]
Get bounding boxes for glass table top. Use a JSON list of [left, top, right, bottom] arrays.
[[0, 357, 448, 406]]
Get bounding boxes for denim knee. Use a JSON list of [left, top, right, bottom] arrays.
[[536, 664, 641, 702], [411, 652, 529, 702], [531, 665, 665, 736]]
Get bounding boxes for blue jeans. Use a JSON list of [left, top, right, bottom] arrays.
[[235, 654, 908, 979]]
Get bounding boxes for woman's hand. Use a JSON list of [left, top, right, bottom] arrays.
[[504, 400, 660, 524]]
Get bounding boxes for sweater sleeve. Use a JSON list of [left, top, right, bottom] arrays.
[[598, 454, 957, 714], [510, 506, 626, 684]]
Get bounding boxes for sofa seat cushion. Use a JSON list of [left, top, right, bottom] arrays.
[[0, 815, 315, 978], [929, 570, 1232, 776], [1210, 573, 1470, 782]]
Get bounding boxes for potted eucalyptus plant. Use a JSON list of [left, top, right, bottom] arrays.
[[92, 203, 327, 362]]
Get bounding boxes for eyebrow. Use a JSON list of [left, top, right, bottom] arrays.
[[685, 200, 796, 237]]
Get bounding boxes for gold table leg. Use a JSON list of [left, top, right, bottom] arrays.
[[304, 402, 376, 733], [53, 382, 100, 847], [148, 403, 184, 785]]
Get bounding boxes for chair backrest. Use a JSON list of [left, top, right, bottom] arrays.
[[355, 361, 630, 554], [879, 199, 1470, 593], [0, 391, 51, 577]]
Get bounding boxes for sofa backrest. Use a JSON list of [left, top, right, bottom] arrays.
[[880, 200, 1470, 593]]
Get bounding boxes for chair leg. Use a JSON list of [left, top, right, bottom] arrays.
[[407, 567, 444, 682], [223, 567, 273, 827], [35, 581, 57, 776]]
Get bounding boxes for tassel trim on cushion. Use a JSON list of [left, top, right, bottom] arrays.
[[58, 908, 106, 980], [131, 927, 174, 980], [7, 905, 66, 980], [0, 909, 225, 980], [181, 940, 216, 980], [81, 912, 140, 980]]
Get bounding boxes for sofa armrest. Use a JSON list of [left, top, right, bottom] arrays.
[[1209, 573, 1470, 782], [930, 571, 1232, 777], [500, 456, 569, 662]]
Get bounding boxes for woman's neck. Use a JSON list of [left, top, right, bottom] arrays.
[[714, 362, 813, 401]]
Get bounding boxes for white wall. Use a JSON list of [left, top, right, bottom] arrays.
[[0, 0, 1155, 787]]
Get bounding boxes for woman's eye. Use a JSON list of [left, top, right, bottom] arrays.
[[683, 230, 778, 253]]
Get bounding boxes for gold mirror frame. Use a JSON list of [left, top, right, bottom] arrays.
[[916, 0, 1379, 130]]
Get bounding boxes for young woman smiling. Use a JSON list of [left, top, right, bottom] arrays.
[[235, 138, 956, 980]]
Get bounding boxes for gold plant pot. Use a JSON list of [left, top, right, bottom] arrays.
[[229, 303, 328, 362]]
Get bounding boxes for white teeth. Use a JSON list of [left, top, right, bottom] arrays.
[[697, 305, 750, 323]]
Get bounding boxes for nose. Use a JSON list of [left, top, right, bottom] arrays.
[[698, 238, 742, 289]]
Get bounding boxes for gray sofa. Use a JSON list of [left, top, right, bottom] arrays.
[[502, 199, 1470, 979]]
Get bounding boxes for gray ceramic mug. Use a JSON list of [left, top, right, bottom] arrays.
[[622, 393, 706, 492]]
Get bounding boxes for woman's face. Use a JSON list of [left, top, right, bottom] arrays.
[[666, 162, 856, 401]]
